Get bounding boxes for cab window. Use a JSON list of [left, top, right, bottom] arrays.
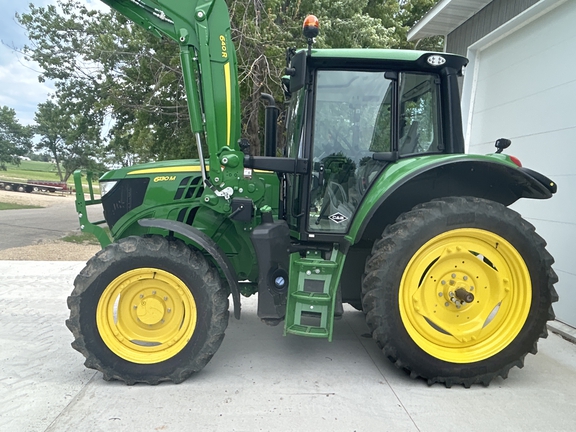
[[398, 73, 442, 155]]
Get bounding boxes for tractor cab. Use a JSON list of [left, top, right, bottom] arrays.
[[282, 48, 467, 242]]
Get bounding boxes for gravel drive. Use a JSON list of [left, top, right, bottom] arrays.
[[0, 190, 101, 261]]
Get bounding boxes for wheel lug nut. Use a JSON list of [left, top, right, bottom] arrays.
[[167, 308, 172, 313], [438, 292, 443, 297], [140, 294, 144, 298], [441, 280, 446, 285], [452, 273, 456, 278], [152, 290, 156, 295], [463, 276, 468, 281], [445, 302, 450, 307], [164, 297, 168, 301]]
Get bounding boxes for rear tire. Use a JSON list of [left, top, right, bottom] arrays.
[[362, 197, 558, 387], [67, 236, 229, 384]]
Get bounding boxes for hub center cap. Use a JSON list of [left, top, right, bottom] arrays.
[[137, 297, 165, 325]]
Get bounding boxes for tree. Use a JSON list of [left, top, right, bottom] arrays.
[[100, 26, 196, 164], [365, 0, 443, 50], [19, 1, 198, 165], [34, 99, 105, 182], [18, 0, 441, 163], [0, 106, 33, 170]]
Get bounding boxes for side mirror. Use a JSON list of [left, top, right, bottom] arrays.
[[495, 138, 511, 154], [285, 50, 307, 93]]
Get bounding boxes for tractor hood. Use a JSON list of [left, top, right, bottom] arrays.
[[99, 159, 205, 181]]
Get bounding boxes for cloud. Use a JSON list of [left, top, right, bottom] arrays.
[[0, 0, 110, 126], [0, 46, 54, 125]]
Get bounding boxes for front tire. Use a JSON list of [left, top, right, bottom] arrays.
[[362, 197, 558, 387], [67, 236, 229, 384]]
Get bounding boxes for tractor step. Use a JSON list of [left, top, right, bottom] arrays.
[[285, 324, 329, 338], [284, 251, 344, 341]]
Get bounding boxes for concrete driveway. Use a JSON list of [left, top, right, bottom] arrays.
[[0, 193, 103, 251], [1, 261, 576, 432]]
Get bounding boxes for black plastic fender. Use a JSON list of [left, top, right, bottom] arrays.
[[138, 218, 241, 319], [519, 167, 557, 194], [355, 158, 556, 243]]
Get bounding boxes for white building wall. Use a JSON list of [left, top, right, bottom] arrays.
[[463, 0, 576, 326]]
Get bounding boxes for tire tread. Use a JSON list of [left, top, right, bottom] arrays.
[[361, 197, 557, 387], [67, 236, 229, 385]]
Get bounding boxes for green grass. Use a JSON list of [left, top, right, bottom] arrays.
[[0, 202, 42, 210], [61, 231, 101, 245], [1, 160, 62, 182]]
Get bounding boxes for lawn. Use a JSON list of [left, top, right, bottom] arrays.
[[0, 202, 42, 210], [0, 160, 63, 182], [61, 231, 101, 245]]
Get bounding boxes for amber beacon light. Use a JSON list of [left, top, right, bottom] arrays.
[[303, 15, 319, 39]]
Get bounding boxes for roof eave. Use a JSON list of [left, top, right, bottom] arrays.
[[407, 0, 492, 41]]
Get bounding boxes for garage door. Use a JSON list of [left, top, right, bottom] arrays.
[[466, 0, 576, 327]]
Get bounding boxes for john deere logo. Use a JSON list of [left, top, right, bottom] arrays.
[[329, 212, 348, 224]]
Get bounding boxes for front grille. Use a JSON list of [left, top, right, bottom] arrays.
[[102, 178, 150, 228]]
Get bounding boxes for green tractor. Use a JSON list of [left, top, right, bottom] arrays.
[[67, 0, 558, 387]]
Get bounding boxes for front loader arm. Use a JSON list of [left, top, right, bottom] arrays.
[[101, 0, 241, 181]]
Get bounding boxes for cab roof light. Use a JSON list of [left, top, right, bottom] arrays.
[[303, 15, 319, 39]]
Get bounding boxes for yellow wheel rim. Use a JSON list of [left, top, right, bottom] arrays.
[[399, 228, 531, 363], [96, 268, 197, 364]]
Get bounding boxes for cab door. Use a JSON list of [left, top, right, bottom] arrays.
[[307, 69, 395, 235]]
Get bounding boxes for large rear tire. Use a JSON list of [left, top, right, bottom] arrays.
[[362, 197, 558, 387], [67, 236, 229, 384]]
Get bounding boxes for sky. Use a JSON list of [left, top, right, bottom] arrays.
[[0, 0, 109, 126]]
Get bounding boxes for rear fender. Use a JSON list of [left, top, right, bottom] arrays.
[[348, 156, 554, 244], [138, 218, 241, 319]]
